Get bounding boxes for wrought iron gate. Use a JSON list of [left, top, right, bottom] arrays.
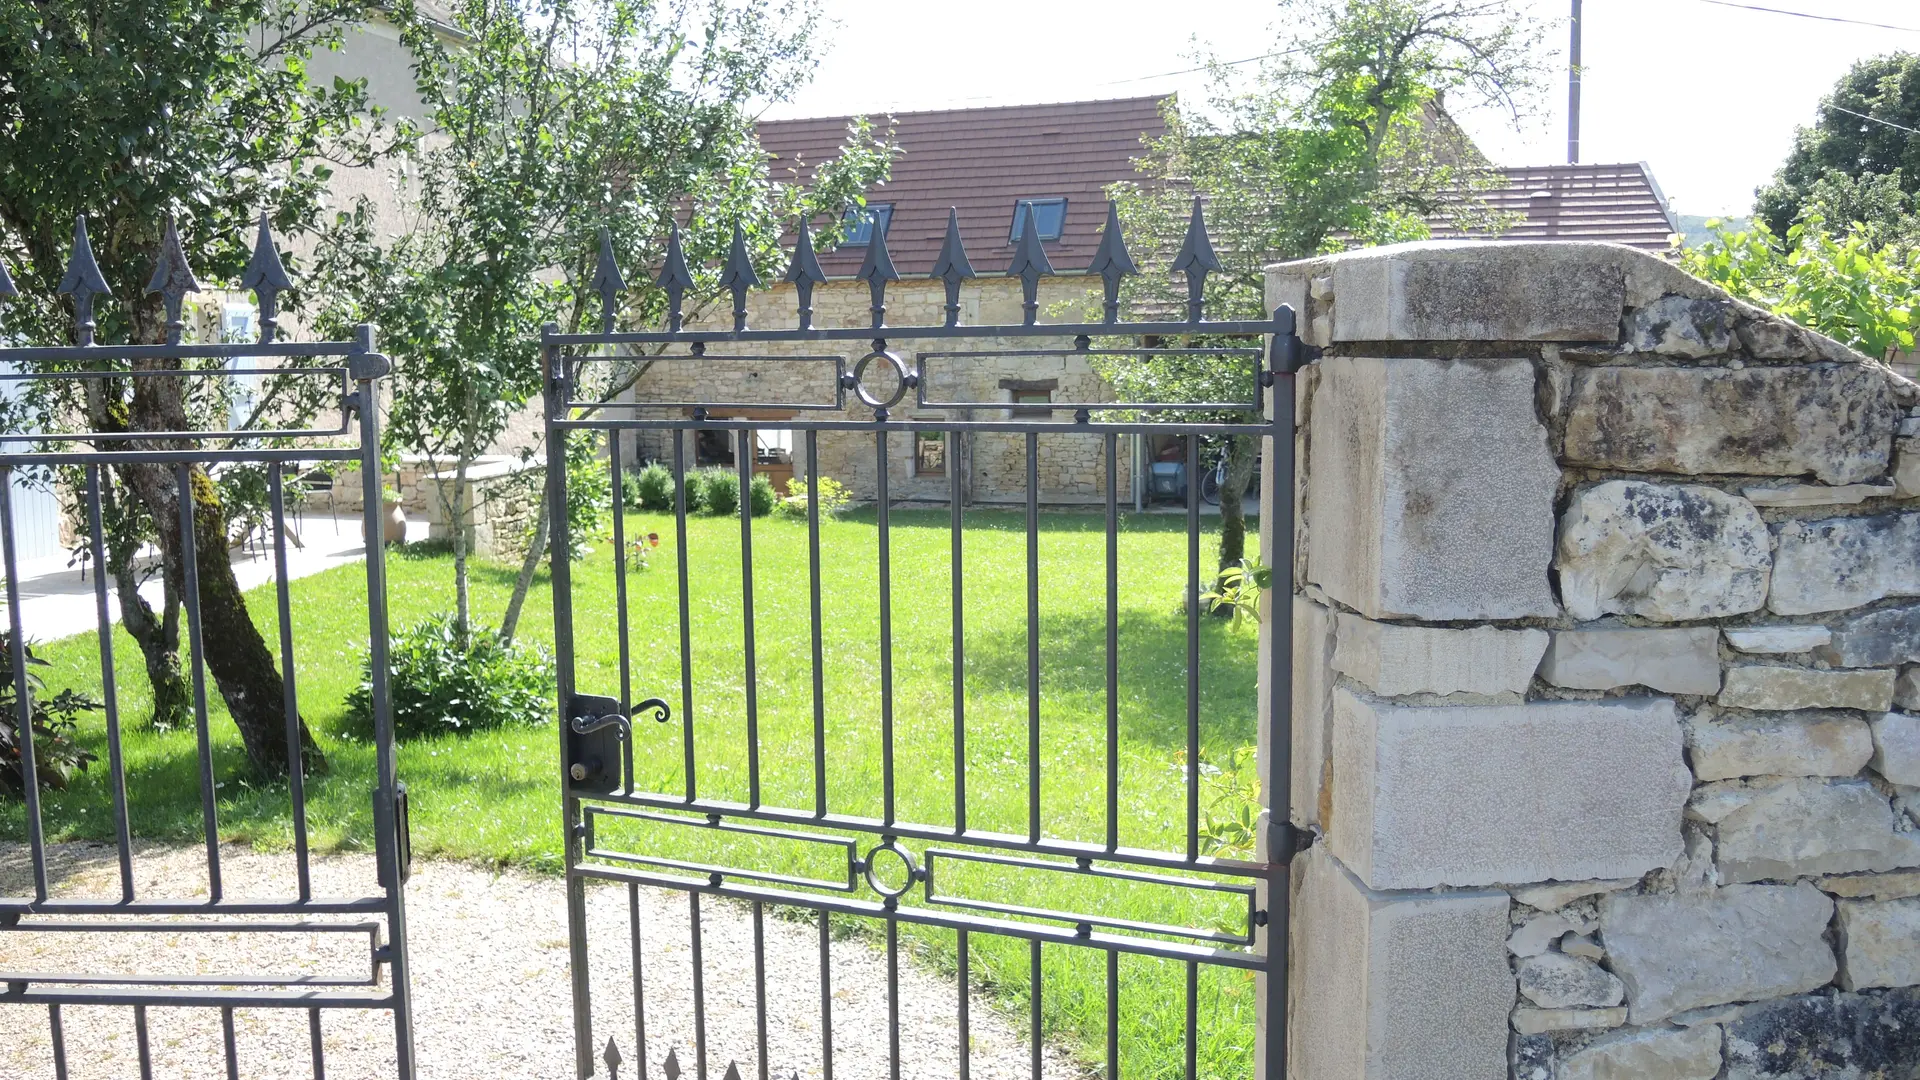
[[0, 218, 415, 1077], [547, 204, 1309, 1079]]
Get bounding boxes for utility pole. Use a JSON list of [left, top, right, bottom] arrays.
[[1568, 0, 1583, 164]]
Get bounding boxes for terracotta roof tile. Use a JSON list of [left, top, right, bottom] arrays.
[[759, 97, 1169, 277], [1432, 162, 1680, 252]]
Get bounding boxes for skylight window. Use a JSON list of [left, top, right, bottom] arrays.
[[1008, 198, 1067, 243], [841, 203, 893, 246]]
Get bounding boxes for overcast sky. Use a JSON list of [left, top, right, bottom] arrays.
[[764, 0, 1920, 217]]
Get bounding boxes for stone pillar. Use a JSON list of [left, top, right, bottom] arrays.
[[1268, 241, 1920, 1080]]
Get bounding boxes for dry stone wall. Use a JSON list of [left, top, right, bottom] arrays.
[[619, 276, 1133, 506], [1265, 241, 1920, 1080]]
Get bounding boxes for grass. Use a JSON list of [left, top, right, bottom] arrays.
[[3, 506, 1265, 1079]]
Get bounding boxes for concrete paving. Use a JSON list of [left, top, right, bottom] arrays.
[[4, 513, 429, 645]]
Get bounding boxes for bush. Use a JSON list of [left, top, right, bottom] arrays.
[[561, 431, 610, 560], [0, 634, 100, 794], [697, 467, 739, 516], [347, 613, 555, 738], [748, 473, 776, 517], [774, 474, 853, 519], [632, 461, 675, 511]]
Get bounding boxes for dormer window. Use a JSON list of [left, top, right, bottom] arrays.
[[842, 202, 893, 245], [1008, 198, 1067, 243]]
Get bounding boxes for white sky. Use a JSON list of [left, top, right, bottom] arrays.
[[764, 0, 1920, 217]]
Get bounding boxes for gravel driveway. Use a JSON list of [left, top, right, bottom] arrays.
[[1, 843, 1081, 1080]]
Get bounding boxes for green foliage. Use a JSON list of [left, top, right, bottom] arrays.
[[748, 473, 777, 517], [1756, 53, 1920, 237], [1679, 217, 1918, 356], [347, 613, 554, 739], [631, 462, 675, 512], [695, 467, 740, 516], [775, 475, 853, 519], [1199, 557, 1274, 628], [561, 431, 611, 560], [0, 634, 100, 794], [1197, 745, 1261, 860]]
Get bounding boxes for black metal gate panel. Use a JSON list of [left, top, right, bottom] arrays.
[[0, 219, 415, 1077], [547, 206, 1308, 1079]]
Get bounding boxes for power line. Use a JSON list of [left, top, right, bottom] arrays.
[[1831, 104, 1920, 134], [1689, 0, 1920, 33], [1100, 47, 1310, 87]]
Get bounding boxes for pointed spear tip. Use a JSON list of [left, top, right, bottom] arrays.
[[1007, 201, 1054, 278], [657, 222, 693, 290], [784, 220, 826, 285], [855, 213, 899, 283], [929, 207, 975, 282], [722, 1061, 743, 1080], [241, 211, 293, 292], [1172, 196, 1222, 273], [58, 213, 111, 298], [603, 1038, 623, 1066], [1089, 200, 1137, 277], [145, 214, 201, 297], [591, 226, 628, 292], [720, 220, 761, 289]]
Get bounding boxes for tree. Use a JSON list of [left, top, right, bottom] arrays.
[[310, 0, 893, 644], [1679, 216, 1917, 358], [0, 0, 401, 772], [1756, 53, 1920, 238], [1106, 0, 1547, 577]]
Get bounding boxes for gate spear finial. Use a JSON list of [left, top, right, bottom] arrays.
[[929, 208, 975, 327], [603, 1038, 623, 1079], [590, 226, 629, 335], [1088, 200, 1137, 324], [57, 215, 111, 346], [1006, 201, 1055, 326], [783, 221, 826, 330], [717, 222, 761, 334], [656, 224, 693, 334], [239, 212, 294, 344], [1170, 196, 1221, 323], [145, 215, 201, 346], [853, 206, 899, 330]]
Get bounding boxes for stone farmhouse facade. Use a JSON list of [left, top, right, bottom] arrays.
[[619, 99, 1687, 509], [1267, 240, 1920, 1079]]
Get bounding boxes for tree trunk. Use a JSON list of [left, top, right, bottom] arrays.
[[498, 492, 549, 646], [450, 453, 473, 636], [109, 550, 189, 730], [116, 297, 323, 777], [1214, 433, 1260, 583]]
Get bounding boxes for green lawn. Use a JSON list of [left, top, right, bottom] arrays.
[[3, 507, 1265, 1079]]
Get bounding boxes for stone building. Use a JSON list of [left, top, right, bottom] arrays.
[[1264, 240, 1920, 1078]]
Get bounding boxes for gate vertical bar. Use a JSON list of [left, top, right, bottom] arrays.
[[1254, 307, 1301, 1080], [548, 327, 595, 1080], [85, 467, 135, 900], [0, 471, 49, 901], [355, 322, 417, 1079], [176, 463, 222, 900]]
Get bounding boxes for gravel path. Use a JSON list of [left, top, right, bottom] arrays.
[[1, 843, 1082, 1080]]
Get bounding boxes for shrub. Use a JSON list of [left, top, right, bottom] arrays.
[[347, 613, 555, 739], [774, 474, 853, 519], [0, 634, 100, 794], [632, 461, 675, 511], [561, 430, 610, 560], [748, 473, 776, 517], [697, 467, 740, 516]]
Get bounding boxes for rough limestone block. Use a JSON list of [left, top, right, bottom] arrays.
[[1305, 355, 1559, 621], [1816, 603, 1920, 668], [1770, 512, 1920, 615], [1725, 988, 1920, 1079], [1601, 883, 1836, 1023], [1686, 710, 1873, 781], [1562, 364, 1899, 484], [1510, 1007, 1626, 1035], [1555, 1024, 1724, 1080], [1324, 240, 1627, 342], [1331, 613, 1547, 697], [1718, 665, 1895, 712], [1896, 448, 1920, 498], [1508, 911, 1593, 957], [1818, 869, 1920, 901], [1837, 897, 1920, 989], [1743, 482, 1895, 507], [1515, 952, 1624, 1008], [1557, 481, 1770, 622], [1689, 777, 1920, 884], [1291, 598, 1337, 827], [1624, 295, 1733, 357], [1290, 847, 1511, 1080], [1510, 879, 1638, 912], [1872, 711, 1920, 786], [1329, 689, 1689, 889], [1724, 625, 1831, 654], [1540, 627, 1722, 694], [1900, 666, 1920, 711]]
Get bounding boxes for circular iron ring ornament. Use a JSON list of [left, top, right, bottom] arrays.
[[862, 840, 922, 900], [848, 348, 916, 412]]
